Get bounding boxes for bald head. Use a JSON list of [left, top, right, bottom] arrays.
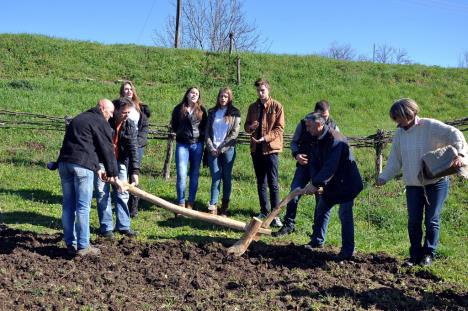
[[97, 99, 114, 121]]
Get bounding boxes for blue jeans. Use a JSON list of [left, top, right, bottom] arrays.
[[208, 147, 236, 205], [251, 152, 280, 215], [58, 162, 94, 250], [175, 142, 204, 204], [94, 162, 131, 233], [406, 177, 449, 259], [311, 197, 355, 257]]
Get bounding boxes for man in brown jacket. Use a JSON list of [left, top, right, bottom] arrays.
[[244, 78, 285, 227]]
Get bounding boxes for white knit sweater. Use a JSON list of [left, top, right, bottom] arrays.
[[379, 117, 467, 186]]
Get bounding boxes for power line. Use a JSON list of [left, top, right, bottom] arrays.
[[137, 0, 158, 44]]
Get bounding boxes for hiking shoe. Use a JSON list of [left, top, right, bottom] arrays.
[[304, 241, 324, 251], [273, 225, 295, 237], [402, 256, 420, 267], [118, 229, 138, 238], [337, 252, 354, 262], [77, 245, 101, 257], [420, 255, 433, 267], [66, 244, 77, 256], [271, 217, 283, 228], [99, 230, 115, 240]]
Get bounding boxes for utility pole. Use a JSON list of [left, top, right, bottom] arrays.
[[174, 0, 182, 48], [372, 43, 376, 63]]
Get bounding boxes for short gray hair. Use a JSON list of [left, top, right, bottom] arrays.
[[304, 112, 326, 125]]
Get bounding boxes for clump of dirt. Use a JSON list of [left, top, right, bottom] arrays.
[[0, 224, 466, 310]]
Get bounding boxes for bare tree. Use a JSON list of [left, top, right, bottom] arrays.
[[375, 44, 395, 64], [458, 51, 468, 68], [154, 0, 265, 52], [374, 44, 411, 64], [323, 42, 356, 60]]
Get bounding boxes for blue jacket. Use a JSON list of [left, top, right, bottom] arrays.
[[308, 126, 363, 204]]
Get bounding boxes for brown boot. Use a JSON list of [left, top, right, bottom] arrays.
[[186, 202, 193, 210], [219, 199, 229, 217]]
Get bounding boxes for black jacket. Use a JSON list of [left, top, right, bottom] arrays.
[[109, 117, 140, 175], [291, 118, 338, 160], [170, 103, 207, 144], [308, 126, 363, 204], [136, 104, 150, 148], [58, 107, 118, 177]]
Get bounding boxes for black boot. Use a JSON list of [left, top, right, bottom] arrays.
[[129, 193, 139, 218], [219, 199, 229, 217]]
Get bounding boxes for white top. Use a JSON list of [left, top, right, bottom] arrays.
[[128, 105, 140, 130], [212, 107, 229, 148], [379, 117, 467, 186]]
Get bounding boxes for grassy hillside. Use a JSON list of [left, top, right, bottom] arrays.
[[0, 34, 467, 285]]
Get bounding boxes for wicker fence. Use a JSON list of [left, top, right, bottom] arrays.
[[1, 109, 467, 179]]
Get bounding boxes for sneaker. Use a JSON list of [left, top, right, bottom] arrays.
[[77, 245, 101, 257], [304, 241, 324, 251], [66, 244, 77, 256], [256, 213, 267, 220], [118, 229, 138, 238], [208, 204, 217, 215], [271, 217, 283, 228], [99, 230, 115, 240], [420, 255, 433, 266], [273, 225, 295, 237]]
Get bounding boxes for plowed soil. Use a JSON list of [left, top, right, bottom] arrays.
[[0, 224, 466, 310]]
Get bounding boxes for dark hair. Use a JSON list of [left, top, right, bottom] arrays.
[[389, 98, 420, 121], [119, 80, 142, 113], [304, 112, 326, 125], [314, 100, 330, 112], [254, 78, 271, 91], [113, 97, 133, 111], [178, 86, 204, 120]]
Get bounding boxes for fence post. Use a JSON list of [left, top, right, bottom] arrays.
[[163, 126, 175, 180], [229, 32, 234, 55], [374, 129, 384, 176], [236, 56, 241, 85]]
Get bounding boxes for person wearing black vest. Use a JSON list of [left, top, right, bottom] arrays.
[[94, 97, 139, 240], [274, 100, 339, 237]]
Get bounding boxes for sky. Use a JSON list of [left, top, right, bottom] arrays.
[[2, 0, 468, 67]]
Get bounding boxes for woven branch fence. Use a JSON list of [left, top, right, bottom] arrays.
[[1, 109, 467, 179]]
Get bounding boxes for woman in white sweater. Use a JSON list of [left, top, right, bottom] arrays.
[[377, 98, 466, 267]]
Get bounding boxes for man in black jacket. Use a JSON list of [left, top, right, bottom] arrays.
[[57, 99, 122, 257], [303, 112, 363, 260], [95, 97, 139, 239], [275, 101, 338, 237]]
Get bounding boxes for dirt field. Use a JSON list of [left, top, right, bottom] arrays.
[[0, 224, 466, 310]]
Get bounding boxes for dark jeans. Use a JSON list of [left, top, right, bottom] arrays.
[[406, 177, 449, 260], [128, 147, 145, 211], [283, 164, 332, 229], [311, 197, 355, 257], [251, 152, 280, 215]]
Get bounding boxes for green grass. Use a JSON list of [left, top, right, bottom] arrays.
[[0, 34, 467, 286]]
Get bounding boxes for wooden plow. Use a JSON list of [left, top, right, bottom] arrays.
[[124, 182, 307, 256]]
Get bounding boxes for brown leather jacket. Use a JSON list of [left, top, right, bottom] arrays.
[[244, 98, 284, 154]]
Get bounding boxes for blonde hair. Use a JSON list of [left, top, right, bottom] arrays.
[[389, 98, 420, 121]]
